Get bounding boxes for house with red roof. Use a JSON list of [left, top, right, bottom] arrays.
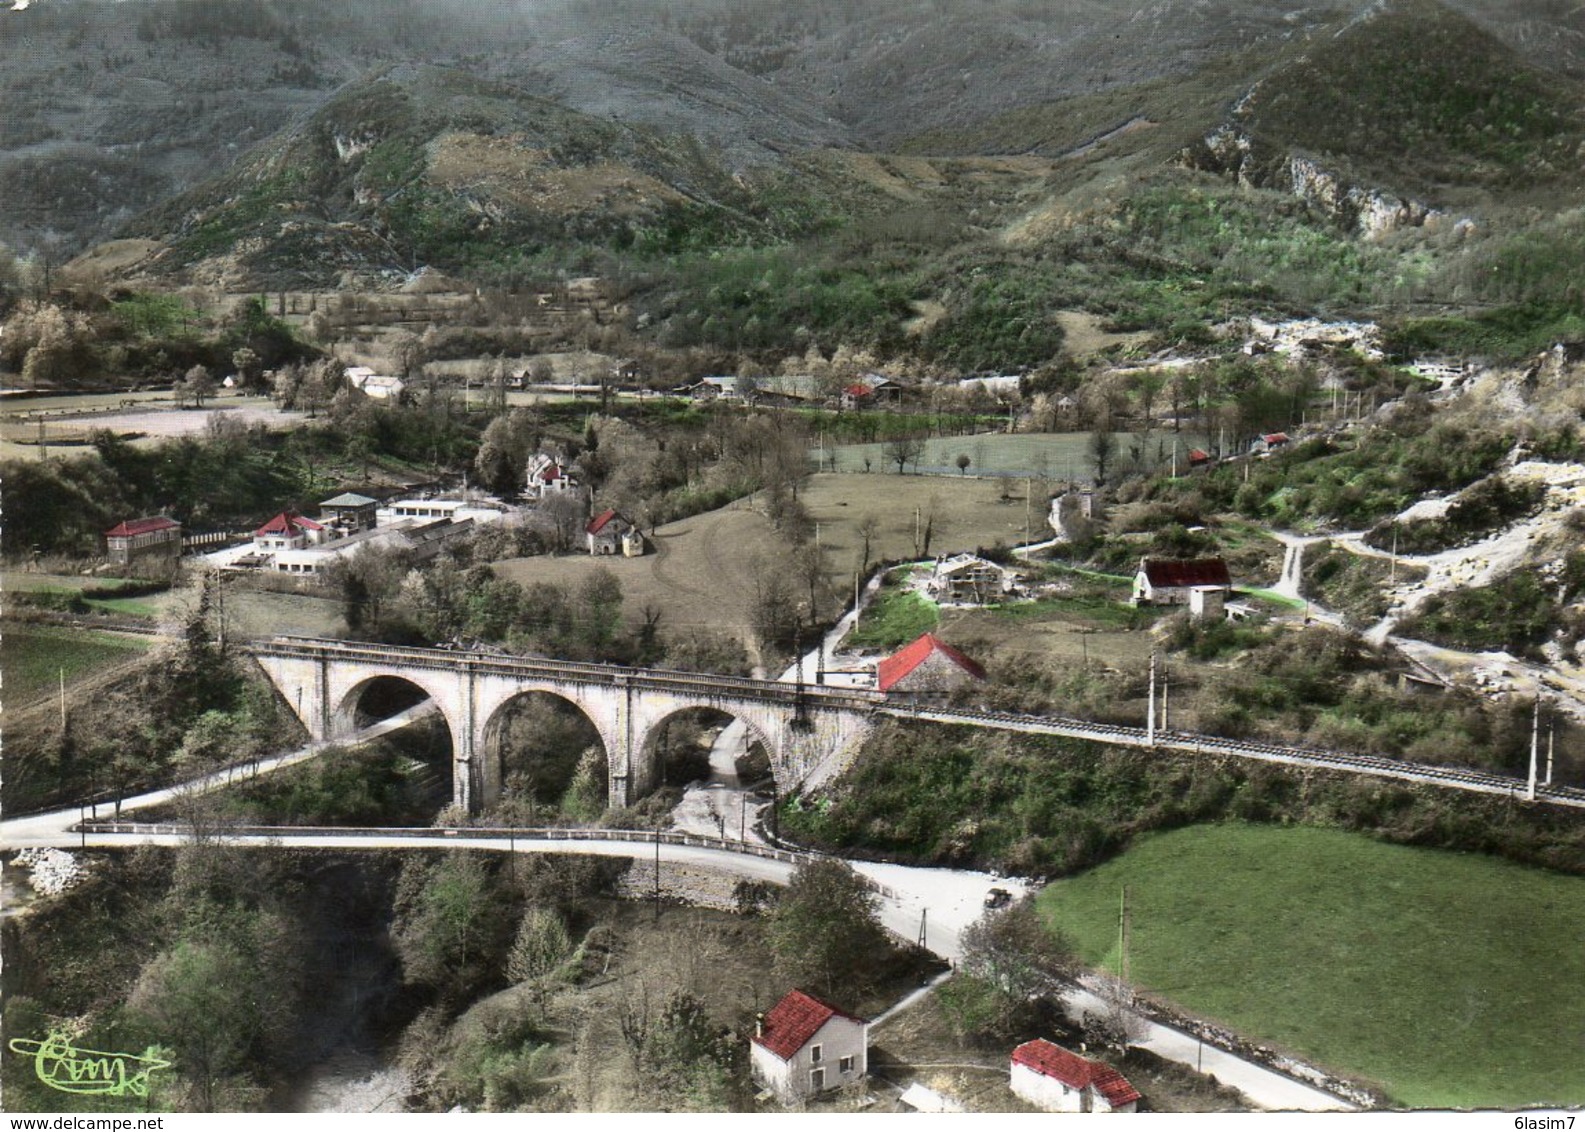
[[1253, 432, 1291, 454], [877, 633, 986, 698], [1010, 1038, 1141, 1113], [105, 516, 182, 567], [585, 508, 644, 556], [525, 453, 580, 501], [1187, 448, 1214, 469], [1132, 557, 1232, 617], [254, 512, 327, 553], [750, 989, 868, 1104]]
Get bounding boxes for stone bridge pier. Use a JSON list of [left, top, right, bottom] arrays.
[[249, 640, 877, 813]]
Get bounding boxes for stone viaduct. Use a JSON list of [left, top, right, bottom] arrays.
[[248, 637, 880, 812]]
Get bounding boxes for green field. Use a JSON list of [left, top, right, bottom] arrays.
[[821, 430, 1212, 480], [0, 625, 152, 706], [1037, 823, 1585, 1108]]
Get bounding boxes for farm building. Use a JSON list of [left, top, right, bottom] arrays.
[[1132, 557, 1232, 608], [877, 633, 986, 698], [104, 516, 182, 567], [750, 990, 868, 1105], [1010, 1039, 1140, 1113]]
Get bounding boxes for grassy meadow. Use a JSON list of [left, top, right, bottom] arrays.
[[0, 625, 152, 707], [1037, 822, 1585, 1109]]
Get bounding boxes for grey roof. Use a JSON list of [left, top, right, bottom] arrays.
[[320, 492, 379, 508]]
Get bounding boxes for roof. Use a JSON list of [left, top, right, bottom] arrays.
[[752, 990, 866, 1062], [1140, 558, 1231, 589], [586, 508, 624, 535], [537, 463, 563, 482], [1011, 1040, 1141, 1107], [1262, 432, 1291, 444], [105, 516, 180, 539], [320, 492, 378, 508], [877, 633, 987, 692], [844, 383, 874, 398], [256, 511, 325, 537], [1187, 448, 1211, 462]]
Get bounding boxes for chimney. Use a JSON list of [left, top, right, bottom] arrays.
[[755, 1012, 765, 1039]]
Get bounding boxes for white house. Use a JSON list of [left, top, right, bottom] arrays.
[[344, 365, 405, 401], [750, 990, 868, 1105], [254, 512, 328, 552], [1010, 1039, 1141, 1113], [377, 497, 508, 526], [1132, 557, 1232, 607], [524, 453, 580, 500], [928, 553, 1014, 605]]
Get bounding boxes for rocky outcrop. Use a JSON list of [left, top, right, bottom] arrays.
[[1181, 127, 1442, 239], [1287, 155, 1440, 239]]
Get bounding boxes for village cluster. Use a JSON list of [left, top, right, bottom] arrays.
[[750, 988, 1140, 1113]]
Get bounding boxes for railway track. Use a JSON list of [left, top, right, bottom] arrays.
[[884, 705, 1585, 810]]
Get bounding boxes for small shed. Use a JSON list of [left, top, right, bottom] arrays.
[[750, 989, 868, 1105], [1010, 1039, 1140, 1114]]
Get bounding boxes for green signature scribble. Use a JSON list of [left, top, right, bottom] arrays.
[[8, 1032, 172, 1098]]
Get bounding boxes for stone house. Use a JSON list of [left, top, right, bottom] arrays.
[[105, 516, 182, 567], [1010, 1039, 1140, 1113], [750, 989, 868, 1105], [876, 633, 986, 698], [586, 509, 644, 556]]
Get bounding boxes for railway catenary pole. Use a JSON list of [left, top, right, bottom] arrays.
[[1146, 651, 1157, 747], [1529, 696, 1540, 802]]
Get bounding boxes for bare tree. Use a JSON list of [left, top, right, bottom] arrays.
[[884, 432, 926, 474]]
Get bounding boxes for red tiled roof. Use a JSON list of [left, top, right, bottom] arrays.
[[752, 990, 866, 1062], [845, 384, 874, 398], [1263, 432, 1291, 445], [586, 508, 620, 535], [1011, 1040, 1140, 1106], [256, 511, 324, 537], [538, 463, 562, 482], [1141, 558, 1231, 589], [105, 516, 180, 539], [1187, 448, 1211, 463], [877, 632, 986, 692]]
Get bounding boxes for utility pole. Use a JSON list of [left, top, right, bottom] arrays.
[[1390, 524, 1399, 586], [1527, 696, 1540, 802], [1118, 885, 1131, 1000], [59, 667, 67, 732], [1146, 652, 1157, 746], [917, 909, 928, 950], [1546, 714, 1555, 786], [1160, 671, 1169, 733]]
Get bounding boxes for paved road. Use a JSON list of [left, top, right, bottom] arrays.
[[1, 697, 1358, 1110]]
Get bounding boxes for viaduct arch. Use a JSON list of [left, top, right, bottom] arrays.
[[252, 638, 879, 813]]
